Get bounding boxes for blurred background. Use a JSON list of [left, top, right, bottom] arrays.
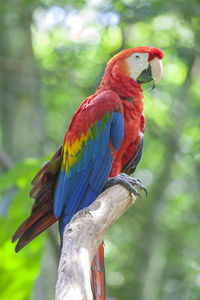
[[0, 0, 200, 299]]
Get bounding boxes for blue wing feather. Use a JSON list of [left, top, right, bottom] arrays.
[[54, 105, 124, 236], [110, 112, 124, 151]]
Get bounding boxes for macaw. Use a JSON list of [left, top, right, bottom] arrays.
[[12, 47, 163, 300]]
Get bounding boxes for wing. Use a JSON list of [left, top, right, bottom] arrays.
[[12, 90, 124, 251], [54, 90, 124, 233], [12, 147, 62, 252]]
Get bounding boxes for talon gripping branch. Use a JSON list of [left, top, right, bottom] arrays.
[[12, 47, 163, 300]]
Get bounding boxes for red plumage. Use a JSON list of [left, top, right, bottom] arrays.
[[91, 243, 105, 300], [12, 47, 163, 299]]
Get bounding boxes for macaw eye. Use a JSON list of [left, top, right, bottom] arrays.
[[134, 54, 141, 61]]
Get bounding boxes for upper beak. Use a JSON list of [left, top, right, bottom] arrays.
[[136, 58, 163, 87], [150, 58, 163, 85]]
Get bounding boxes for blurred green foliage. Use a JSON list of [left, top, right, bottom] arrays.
[[0, 0, 200, 299]]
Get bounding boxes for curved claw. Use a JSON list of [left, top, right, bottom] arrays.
[[104, 173, 147, 198]]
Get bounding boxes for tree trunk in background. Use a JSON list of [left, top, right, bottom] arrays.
[[0, 0, 45, 160], [0, 2, 58, 300]]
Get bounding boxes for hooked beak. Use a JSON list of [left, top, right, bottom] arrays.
[[136, 58, 163, 88], [150, 58, 163, 86]]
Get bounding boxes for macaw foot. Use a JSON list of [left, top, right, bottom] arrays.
[[104, 173, 147, 199]]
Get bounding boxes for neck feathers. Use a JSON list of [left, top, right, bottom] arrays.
[[96, 63, 144, 101]]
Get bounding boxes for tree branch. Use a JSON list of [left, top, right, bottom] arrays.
[[55, 184, 137, 300]]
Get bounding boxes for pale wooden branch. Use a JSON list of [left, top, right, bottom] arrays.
[[55, 184, 137, 300]]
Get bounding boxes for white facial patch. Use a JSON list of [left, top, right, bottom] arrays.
[[126, 52, 149, 81]]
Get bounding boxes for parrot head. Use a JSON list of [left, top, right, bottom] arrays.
[[107, 47, 163, 88]]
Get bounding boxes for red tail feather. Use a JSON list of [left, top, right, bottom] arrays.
[[91, 243, 105, 300]]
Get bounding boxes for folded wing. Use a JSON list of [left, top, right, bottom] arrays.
[[12, 90, 124, 251], [54, 91, 124, 234]]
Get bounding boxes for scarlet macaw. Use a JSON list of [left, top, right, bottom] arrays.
[[12, 47, 163, 299]]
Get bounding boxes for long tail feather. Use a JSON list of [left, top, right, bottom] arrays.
[[91, 243, 105, 300]]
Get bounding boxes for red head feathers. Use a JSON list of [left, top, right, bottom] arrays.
[[97, 47, 163, 98]]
